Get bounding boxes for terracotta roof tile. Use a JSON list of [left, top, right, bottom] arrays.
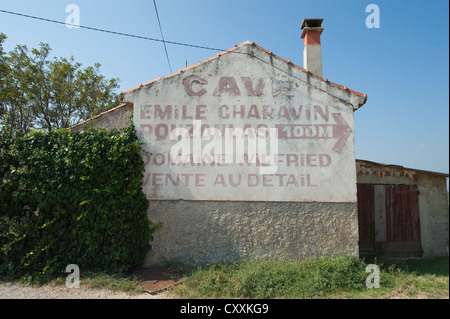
[[120, 41, 367, 102], [121, 45, 241, 95], [252, 43, 367, 99]]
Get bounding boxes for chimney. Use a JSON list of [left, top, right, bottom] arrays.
[[301, 18, 324, 77]]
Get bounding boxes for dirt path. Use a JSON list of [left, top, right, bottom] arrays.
[[0, 281, 174, 299]]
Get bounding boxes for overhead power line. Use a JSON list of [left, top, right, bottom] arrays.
[[152, 0, 172, 73], [0, 9, 226, 52], [1, 8, 353, 101]]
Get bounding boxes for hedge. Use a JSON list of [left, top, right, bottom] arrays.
[[0, 125, 158, 280]]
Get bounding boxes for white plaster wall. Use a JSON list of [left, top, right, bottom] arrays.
[[124, 42, 360, 203]]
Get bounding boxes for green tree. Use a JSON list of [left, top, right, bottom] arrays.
[[3, 43, 35, 135], [0, 33, 6, 112], [0, 34, 120, 135]]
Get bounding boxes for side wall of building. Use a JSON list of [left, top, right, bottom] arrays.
[[122, 43, 364, 266], [356, 160, 449, 257], [69, 103, 360, 265], [417, 174, 449, 256]]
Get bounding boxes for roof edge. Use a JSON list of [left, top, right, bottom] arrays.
[[250, 43, 367, 107], [356, 159, 449, 177], [120, 41, 367, 106], [69, 103, 132, 130], [120, 43, 244, 96]]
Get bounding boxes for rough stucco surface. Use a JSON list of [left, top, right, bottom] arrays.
[[417, 174, 449, 257], [70, 105, 132, 132], [143, 201, 359, 266]]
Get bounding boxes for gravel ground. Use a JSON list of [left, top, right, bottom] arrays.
[[0, 281, 173, 299]]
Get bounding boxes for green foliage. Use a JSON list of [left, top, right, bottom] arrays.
[[175, 256, 449, 299], [0, 125, 157, 280], [0, 33, 120, 135], [176, 256, 368, 298], [83, 272, 144, 294]]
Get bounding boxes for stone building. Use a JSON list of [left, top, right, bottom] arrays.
[[72, 19, 448, 265]]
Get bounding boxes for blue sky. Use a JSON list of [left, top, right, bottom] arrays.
[[1, 0, 448, 175]]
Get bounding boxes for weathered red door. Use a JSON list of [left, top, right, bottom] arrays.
[[384, 184, 422, 256], [357, 184, 375, 254], [357, 184, 422, 257]]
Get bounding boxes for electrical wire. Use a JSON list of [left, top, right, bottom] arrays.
[[0, 8, 359, 102], [152, 0, 172, 73], [0, 9, 227, 52]]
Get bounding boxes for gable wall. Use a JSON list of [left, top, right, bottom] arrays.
[[122, 43, 364, 265]]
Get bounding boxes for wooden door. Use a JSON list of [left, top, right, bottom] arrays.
[[384, 184, 422, 256], [357, 184, 375, 254], [357, 184, 422, 257]]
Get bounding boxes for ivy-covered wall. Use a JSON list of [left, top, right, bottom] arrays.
[[0, 126, 157, 279]]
